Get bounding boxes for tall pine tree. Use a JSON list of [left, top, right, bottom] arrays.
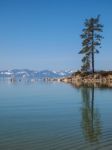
[[79, 15, 103, 73]]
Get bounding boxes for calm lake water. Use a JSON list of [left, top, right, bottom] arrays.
[[0, 79, 112, 150]]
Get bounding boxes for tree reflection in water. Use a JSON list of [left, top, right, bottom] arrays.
[[80, 86, 101, 142]]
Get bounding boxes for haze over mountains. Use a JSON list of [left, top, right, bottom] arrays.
[[0, 69, 74, 78]]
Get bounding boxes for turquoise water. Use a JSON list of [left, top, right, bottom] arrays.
[[0, 80, 112, 150]]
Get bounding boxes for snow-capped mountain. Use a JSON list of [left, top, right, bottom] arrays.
[[0, 69, 74, 78]]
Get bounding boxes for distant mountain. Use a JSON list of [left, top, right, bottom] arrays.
[[0, 69, 74, 78]]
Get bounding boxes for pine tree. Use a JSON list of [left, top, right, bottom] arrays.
[[79, 15, 103, 73]]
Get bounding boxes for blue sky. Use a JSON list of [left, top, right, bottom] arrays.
[[0, 0, 112, 70]]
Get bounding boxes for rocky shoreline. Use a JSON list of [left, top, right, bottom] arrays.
[[60, 71, 112, 88]]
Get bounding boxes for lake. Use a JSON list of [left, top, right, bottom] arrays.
[[0, 79, 112, 150]]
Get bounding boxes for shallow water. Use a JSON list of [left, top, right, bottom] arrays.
[[0, 79, 112, 150]]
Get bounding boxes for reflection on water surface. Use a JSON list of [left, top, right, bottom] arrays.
[[0, 79, 112, 150]]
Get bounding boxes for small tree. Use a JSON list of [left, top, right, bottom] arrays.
[[81, 54, 90, 72], [79, 15, 103, 73]]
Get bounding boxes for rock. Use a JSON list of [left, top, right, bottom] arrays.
[[60, 71, 112, 88]]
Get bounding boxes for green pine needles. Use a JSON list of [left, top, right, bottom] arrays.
[[79, 15, 103, 73]]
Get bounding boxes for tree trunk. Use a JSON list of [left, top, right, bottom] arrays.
[[92, 30, 94, 73]]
